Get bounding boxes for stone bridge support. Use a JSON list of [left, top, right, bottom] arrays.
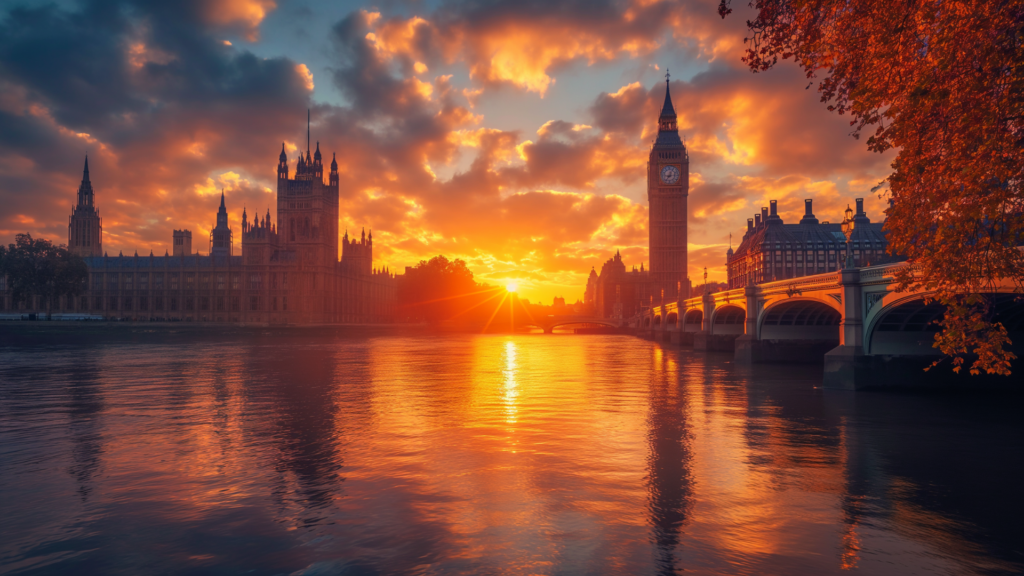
[[693, 291, 716, 351], [668, 294, 685, 345], [733, 283, 761, 363], [823, 269, 866, 390]]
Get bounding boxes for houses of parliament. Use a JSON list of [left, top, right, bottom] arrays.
[[3, 131, 396, 323]]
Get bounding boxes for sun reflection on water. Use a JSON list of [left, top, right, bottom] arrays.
[[502, 340, 519, 426]]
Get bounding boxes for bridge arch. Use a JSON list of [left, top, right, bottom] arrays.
[[643, 316, 651, 328], [867, 292, 1024, 355], [711, 305, 745, 335], [653, 314, 662, 327], [666, 312, 678, 327], [682, 309, 702, 333], [759, 297, 842, 341]]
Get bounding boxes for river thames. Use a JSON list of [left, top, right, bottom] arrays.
[[0, 328, 1021, 575]]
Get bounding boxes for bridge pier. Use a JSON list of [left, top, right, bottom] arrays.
[[822, 345, 870, 390], [823, 268, 866, 389], [738, 338, 839, 364], [695, 333, 739, 351], [734, 283, 759, 363]]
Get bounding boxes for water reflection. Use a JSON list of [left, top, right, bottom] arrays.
[[65, 358, 104, 502], [0, 330, 1021, 575], [252, 344, 346, 525], [502, 341, 519, 425], [645, 346, 693, 575]]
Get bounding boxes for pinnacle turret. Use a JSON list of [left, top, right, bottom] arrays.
[[660, 74, 676, 119], [655, 72, 682, 145], [76, 155, 95, 208]]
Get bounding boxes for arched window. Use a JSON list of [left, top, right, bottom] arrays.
[[290, 218, 295, 241]]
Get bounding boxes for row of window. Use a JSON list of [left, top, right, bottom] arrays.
[[763, 241, 885, 250], [1, 291, 392, 315], [0, 294, 243, 312], [90, 272, 242, 291], [751, 249, 883, 263], [97, 295, 242, 312]]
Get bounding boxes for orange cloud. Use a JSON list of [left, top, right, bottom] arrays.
[[0, 0, 898, 302], [201, 0, 277, 41]]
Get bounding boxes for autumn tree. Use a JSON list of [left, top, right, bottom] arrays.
[[0, 234, 89, 319], [720, 0, 1024, 374]]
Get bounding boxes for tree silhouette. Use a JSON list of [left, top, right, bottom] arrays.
[[0, 234, 88, 319]]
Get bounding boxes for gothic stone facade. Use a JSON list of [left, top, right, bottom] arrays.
[[1, 145, 396, 323], [585, 253, 657, 321]]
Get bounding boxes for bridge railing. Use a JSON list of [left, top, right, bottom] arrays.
[[712, 288, 744, 307], [758, 272, 841, 296]]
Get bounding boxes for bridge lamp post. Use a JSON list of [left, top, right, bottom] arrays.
[[841, 205, 856, 269]]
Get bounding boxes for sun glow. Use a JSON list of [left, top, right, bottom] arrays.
[[506, 283, 518, 293]]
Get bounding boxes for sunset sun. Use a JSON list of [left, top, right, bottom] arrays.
[[506, 283, 518, 293]]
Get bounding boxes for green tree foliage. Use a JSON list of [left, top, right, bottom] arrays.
[[719, 0, 1024, 374], [0, 234, 88, 318]]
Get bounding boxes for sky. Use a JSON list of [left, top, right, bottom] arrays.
[[0, 0, 895, 304]]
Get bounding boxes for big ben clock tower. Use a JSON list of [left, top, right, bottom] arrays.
[[647, 73, 688, 299]]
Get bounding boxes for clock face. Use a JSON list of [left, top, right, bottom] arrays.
[[660, 165, 680, 185]]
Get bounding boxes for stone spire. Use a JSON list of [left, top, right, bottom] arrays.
[[660, 72, 676, 118], [656, 72, 682, 145], [211, 189, 231, 256], [77, 155, 94, 208]]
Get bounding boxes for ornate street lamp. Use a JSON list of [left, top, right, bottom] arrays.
[[841, 204, 856, 268]]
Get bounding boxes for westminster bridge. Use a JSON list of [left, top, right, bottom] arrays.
[[636, 262, 1023, 390]]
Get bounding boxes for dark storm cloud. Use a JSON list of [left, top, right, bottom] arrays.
[[0, 3, 138, 127], [0, 0, 312, 246]]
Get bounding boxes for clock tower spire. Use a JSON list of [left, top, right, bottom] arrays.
[[647, 73, 689, 299]]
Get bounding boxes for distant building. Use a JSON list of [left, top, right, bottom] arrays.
[[587, 252, 653, 319], [2, 126, 397, 323], [726, 198, 894, 289]]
